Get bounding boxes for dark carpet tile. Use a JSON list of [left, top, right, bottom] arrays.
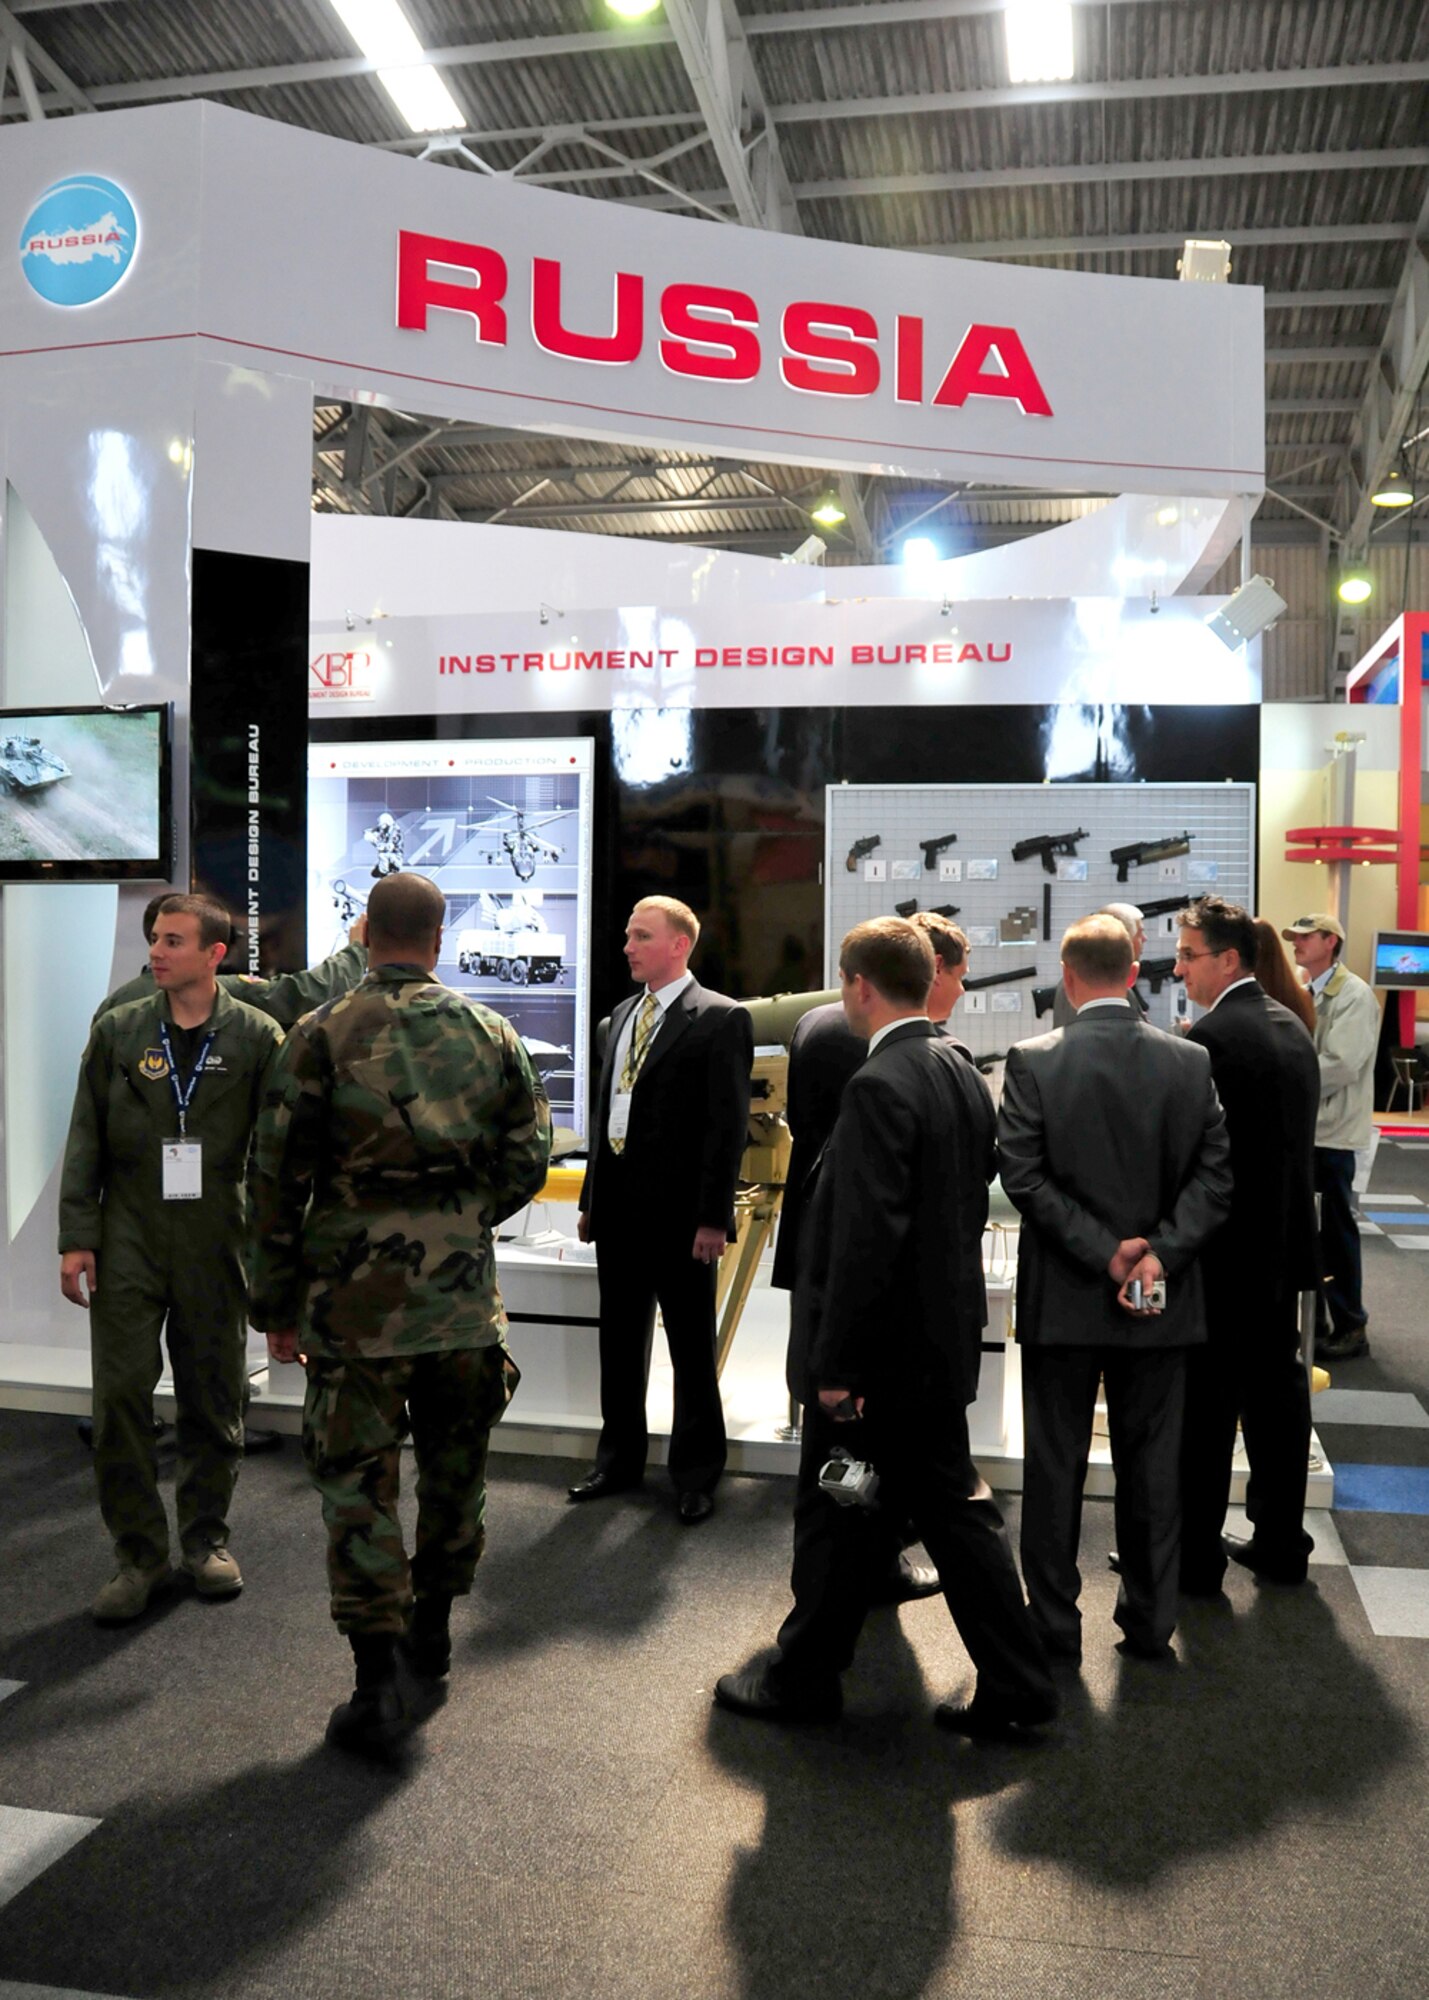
[[1317, 1424, 1429, 1469], [1336, 1510, 1429, 1567]]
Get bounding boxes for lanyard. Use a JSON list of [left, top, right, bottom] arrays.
[[159, 1021, 216, 1138]]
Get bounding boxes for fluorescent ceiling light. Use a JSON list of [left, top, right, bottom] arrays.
[[330, 0, 465, 132], [1005, 2, 1074, 86]]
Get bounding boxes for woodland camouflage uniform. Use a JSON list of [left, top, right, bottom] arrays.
[[248, 965, 551, 1633]]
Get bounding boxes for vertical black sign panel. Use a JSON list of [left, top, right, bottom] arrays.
[[191, 549, 308, 973]]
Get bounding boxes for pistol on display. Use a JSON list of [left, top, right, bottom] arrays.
[[1136, 956, 1181, 995], [1110, 832, 1193, 883], [1032, 984, 1060, 1017], [1011, 828, 1090, 874], [846, 834, 881, 873], [963, 963, 1037, 992], [918, 832, 959, 870]]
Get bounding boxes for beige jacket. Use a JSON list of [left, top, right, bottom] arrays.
[[1311, 962, 1380, 1151]]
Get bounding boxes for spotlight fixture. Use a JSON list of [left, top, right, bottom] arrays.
[[1205, 574, 1288, 650], [784, 534, 827, 566], [1177, 239, 1233, 284], [1004, 2, 1073, 85], [901, 535, 939, 566], [810, 491, 846, 528], [1337, 571, 1373, 606], [1370, 465, 1414, 509]]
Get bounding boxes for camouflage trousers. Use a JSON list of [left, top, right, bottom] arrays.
[[90, 1270, 247, 1569], [301, 1343, 519, 1635]]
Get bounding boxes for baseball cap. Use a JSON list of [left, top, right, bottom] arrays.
[[1281, 913, 1346, 942]]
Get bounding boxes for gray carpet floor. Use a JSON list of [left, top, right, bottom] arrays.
[[2, 1149, 1427, 2000]]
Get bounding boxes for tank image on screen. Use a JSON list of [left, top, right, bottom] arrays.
[[0, 710, 161, 863]]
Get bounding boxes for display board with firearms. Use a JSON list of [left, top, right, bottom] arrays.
[[825, 780, 1255, 1067]]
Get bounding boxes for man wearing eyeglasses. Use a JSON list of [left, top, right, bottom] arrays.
[[1176, 899, 1320, 1590]]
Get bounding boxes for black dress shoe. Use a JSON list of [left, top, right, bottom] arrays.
[[713, 1666, 841, 1723], [870, 1559, 941, 1606], [1315, 1324, 1370, 1362], [678, 1491, 714, 1526], [567, 1470, 638, 1503], [934, 1694, 1056, 1743], [1222, 1533, 1308, 1586], [1115, 1635, 1176, 1664], [243, 1427, 284, 1456]]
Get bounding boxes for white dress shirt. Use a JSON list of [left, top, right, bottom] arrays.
[[606, 970, 694, 1145]]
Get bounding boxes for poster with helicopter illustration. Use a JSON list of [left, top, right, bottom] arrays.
[[307, 737, 594, 1138]]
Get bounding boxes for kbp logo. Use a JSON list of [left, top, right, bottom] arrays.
[[395, 233, 1053, 418], [19, 174, 138, 306]]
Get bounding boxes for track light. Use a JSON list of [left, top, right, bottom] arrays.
[[1206, 574, 1287, 649]]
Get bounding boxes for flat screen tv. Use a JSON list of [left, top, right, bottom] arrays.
[[0, 704, 172, 881], [1370, 930, 1429, 992]]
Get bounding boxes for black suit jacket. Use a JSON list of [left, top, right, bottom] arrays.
[[1185, 981, 1319, 1307], [580, 978, 752, 1241], [771, 1001, 865, 1292], [997, 1006, 1231, 1350], [790, 1019, 996, 1407]]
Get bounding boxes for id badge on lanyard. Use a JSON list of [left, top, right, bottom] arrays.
[[160, 1021, 215, 1201]]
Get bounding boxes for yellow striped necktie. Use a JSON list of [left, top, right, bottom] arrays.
[[611, 992, 660, 1154]]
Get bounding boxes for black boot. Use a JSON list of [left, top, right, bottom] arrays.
[[401, 1593, 453, 1680], [327, 1633, 403, 1754]]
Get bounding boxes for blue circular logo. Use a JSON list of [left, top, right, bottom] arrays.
[[18, 174, 138, 307]]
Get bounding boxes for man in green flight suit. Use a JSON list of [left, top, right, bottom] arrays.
[[249, 871, 551, 1754], [96, 888, 369, 1029], [59, 895, 284, 1623]]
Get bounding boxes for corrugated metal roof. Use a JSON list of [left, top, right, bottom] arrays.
[[8, 0, 1426, 564]]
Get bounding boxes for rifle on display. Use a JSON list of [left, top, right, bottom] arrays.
[[846, 834, 882, 873], [1032, 984, 1060, 1018], [918, 832, 959, 870], [1135, 894, 1196, 922], [1136, 956, 1181, 996], [963, 964, 1038, 992], [1110, 832, 1193, 883], [1011, 828, 1090, 874]]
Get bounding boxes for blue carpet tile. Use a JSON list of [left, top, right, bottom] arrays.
[[1362, 1210, 1429, 1226], [1330, 1463, 1429, 1515]]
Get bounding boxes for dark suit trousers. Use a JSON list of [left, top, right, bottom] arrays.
[[1021, 1344, 1185, 1652], [1180, 1293, 1312, 1583], [592, 1185, 727, 1494], [773, 1390, 1055, 1718], [1314, 1146, 1366, 1337]]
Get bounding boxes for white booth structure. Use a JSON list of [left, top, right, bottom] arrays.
[[1, 100, 1314, 1497]]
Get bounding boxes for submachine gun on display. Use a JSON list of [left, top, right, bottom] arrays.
[[1011, 828, 1089, 874], [895, 898, 961, 919], [1135, 956, 1181, 996], [1110, 831, 1193, 884]]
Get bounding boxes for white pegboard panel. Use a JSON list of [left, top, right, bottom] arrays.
[[824, 782, 1256, 1057]]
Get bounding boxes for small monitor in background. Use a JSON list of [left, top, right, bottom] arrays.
[[1370, 931, 1429, 991], [0, 704, 171, 882]]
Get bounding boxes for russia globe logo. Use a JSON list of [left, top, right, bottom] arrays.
[[19, 174, 138, 307]]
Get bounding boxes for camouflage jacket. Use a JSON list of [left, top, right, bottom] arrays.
[[247, 964, 552, 1358], [59, 984, 284, 1255], [95, 942, 369, 1032]]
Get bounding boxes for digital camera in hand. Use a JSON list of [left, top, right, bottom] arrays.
[[818, 1448, 881, 1509]]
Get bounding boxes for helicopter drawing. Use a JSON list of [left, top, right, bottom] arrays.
[[464, 799, 571, 882]]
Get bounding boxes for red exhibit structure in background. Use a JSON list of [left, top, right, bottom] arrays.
[[1345, 613, 1429, 1048]]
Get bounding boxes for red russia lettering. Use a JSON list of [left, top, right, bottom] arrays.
[[395, 234, 1052, 418], [531, 259, 643, 364]]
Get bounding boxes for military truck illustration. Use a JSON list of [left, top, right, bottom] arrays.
[[456, 891, 566, 985], [0, 735, 70, 792]]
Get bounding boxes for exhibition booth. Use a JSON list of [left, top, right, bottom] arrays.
[[1, 98, 1392, 1504]]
